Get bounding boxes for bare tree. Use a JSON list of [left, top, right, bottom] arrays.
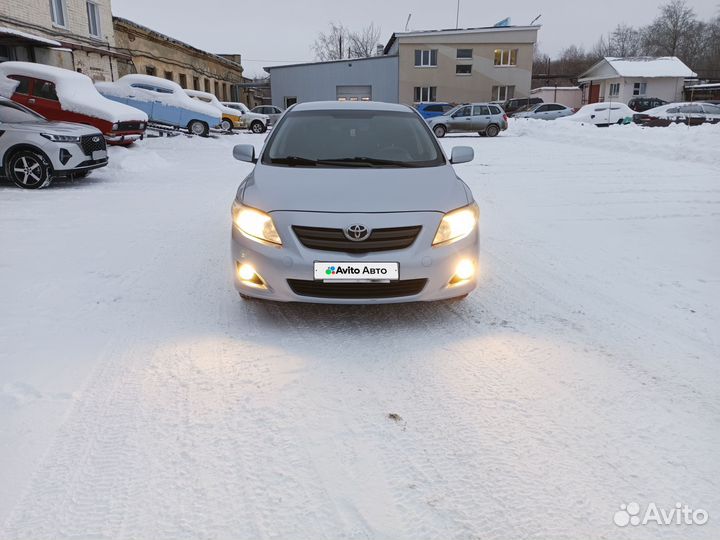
[[348, 23, 382, 58], [312, 22, 350, 61], [642, 0, 697, 55], [607, 24, 642, 56]]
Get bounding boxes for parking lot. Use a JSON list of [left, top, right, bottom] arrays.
[[1, 122, 718, 539]]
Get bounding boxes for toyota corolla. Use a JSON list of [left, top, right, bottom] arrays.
[[230, 101, 479, 303]]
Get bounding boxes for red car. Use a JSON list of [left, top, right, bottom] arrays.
[[0, 62, 147, 145]]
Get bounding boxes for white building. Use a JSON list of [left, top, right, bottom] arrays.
[[577, 57, 696, 105], [530, 86, 581, 108]]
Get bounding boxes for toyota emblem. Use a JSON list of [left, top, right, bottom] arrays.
[[92, 136, 101, 143], [343, 224, 371, 242]]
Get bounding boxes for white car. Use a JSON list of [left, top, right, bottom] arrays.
[[514, 102, 575, 120], [221, 102, 268, 133], [251, 105, 284, 125], [634, 102, 720, 127], [0, 97, 108, 189], [562, 102, 634, 126], [186, 89, 268, 132]]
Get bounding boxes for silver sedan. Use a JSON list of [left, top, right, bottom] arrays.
[[230, 101, 480, 303], [514, 102, 575, 120]]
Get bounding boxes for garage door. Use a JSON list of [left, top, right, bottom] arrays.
[[336, 85, 372, 101]]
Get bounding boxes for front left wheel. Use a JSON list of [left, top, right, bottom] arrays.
[[188, 120, 209, 136], [6, 150, 52, 189], [250, 120, 266, 134], [220, 118, 233, 132]]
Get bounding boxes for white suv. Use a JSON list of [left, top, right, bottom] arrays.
[[221, 102, 268, 133], [0, 97, 108, 189]]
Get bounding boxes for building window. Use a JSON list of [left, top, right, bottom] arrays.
[[223, 82, 229, 101], [50, 0, 67, 27], [164, 71, 173, 81], [633, 82, 647, 96], [414, 49, 438, 67], [609, 83, 620, 97], [178, 73, 187, 88], [214, 80, 220, 97], [204, 79, 210, 92], [193, 76, 200, 90], [145, 66, 156, 76], [86, 1, 101, 38], [413, 86, 437, 102], [456, 48, 472, 59], [456, 64, 472, 75], [493, 48, 518, 66], [284, 96, 297, 108], [491, 85, 515, 101]]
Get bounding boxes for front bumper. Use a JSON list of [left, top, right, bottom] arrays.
[[231, 210, 479, 304], [41, 139, 109, 175]]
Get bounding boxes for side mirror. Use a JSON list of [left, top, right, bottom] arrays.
[[450, 146, 474, 165], [233, 144, 256, 163]]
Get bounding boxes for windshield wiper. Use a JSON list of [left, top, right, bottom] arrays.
[[269, 155, 318, 167], [318, 157, 418, 168]]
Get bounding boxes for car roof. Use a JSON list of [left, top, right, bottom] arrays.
[[292, 101, 413, 113]]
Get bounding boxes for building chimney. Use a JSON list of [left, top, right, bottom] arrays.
[[376, 44, 384, 56]]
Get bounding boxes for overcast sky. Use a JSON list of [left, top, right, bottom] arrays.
[[111, 0, 719, 77]]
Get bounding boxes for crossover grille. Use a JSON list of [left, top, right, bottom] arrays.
[[292, 225, 421, 253], [287, 278, 427, 299], [80, 134, 107, 155]]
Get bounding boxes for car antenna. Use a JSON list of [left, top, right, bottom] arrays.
[[405, 13, 412, 32], [530, 14, 541, 25]]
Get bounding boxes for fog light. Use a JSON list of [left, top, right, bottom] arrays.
[[236, 262, 267, 289], [449, 259, 475, 285]]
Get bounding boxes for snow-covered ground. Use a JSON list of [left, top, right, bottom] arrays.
[[1, 120, 718, 539]]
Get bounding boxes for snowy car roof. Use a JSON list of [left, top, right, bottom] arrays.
[[0, 61, 147, 123]]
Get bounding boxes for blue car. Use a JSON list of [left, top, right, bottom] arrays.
[[415, 102, 454, 119], [96, 74, 221, 136]]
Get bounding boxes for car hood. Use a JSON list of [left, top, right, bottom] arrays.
[[244, 111, 269, 122], [240, 163, 470, 213], [4, 120, 101, 136]]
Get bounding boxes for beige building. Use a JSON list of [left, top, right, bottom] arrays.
[[384, 26, 539, 104], [113, 17, 246, 103], [0, 0, 126, 81]]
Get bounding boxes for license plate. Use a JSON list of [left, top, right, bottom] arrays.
[[92, 150, 107, 161], [314, 262, 399, 281]]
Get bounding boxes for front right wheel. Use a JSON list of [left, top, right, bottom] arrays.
[[6, 150, 52, 189], [433, 124, 447, 138], [250, 120, 266, 134], [188, 120, 209, 136]]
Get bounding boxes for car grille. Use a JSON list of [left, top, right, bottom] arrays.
[[292, 225, 422, 253], [114, 121, 144, 131], [80, 135, 107, 155], [287, 278, 427, 299]]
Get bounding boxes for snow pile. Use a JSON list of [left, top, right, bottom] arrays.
[[0, 62, 146, 123], [0, 75, 18, 98], [606, 56, 696, 78], [97, 75, 220, 120], [0, 27, 61, 47], [511, 116, 720, 167]]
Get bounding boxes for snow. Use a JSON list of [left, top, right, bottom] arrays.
[[0, 122, 718, 539], [98, 74, 221, 119], [0, 62, 146, 123], [0, 27, 61, 47], [606, 56, 696, 78], [560, 102, 635, 125]]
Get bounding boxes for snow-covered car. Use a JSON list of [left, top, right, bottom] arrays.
[[96, 75, 221, 136], [0, 61, 147, 146], [185, 89, 253, 132], [0, 97, 107, 189], [426, 103, 508, 137], [230, 101, 479, 303], [632, 102, 720, 127], [221, 101, 268, 133], [561, 102, 634, 126], [514, 102, 575, 120], [251, 105, 284, 125]]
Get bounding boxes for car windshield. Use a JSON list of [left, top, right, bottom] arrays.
[[262, 109, 445, 168], [0, 100, 47, 123]]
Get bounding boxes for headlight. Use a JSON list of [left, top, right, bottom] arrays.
[[139, 122, 145, 129], [432, 203, 479, 246], [40, 133, 81, 143], [232, 201, 282, 246], [112, 123, 119, 131]]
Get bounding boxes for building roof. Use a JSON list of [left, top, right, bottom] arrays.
[[579, 56, 696, 81], [383, 25, 540, 54], [263, 54, 397, 72]]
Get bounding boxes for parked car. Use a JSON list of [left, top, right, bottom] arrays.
[[251, 105, 283, 125], [0, 61, 147, 145], [221, 102, 268, 133], [627, 96, 667, 112], [96, 74, 221, 136], [185, 89, 264, 132], [502, 97, 543, 116], [633, 102, 720, 127], [514, 102, 575, 120], [414, 102, 454, 119], [0, 97, 107, 189], [230, 100, 479, 303], [561, 102, 634, 126], [426, 103, 508, 137]]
